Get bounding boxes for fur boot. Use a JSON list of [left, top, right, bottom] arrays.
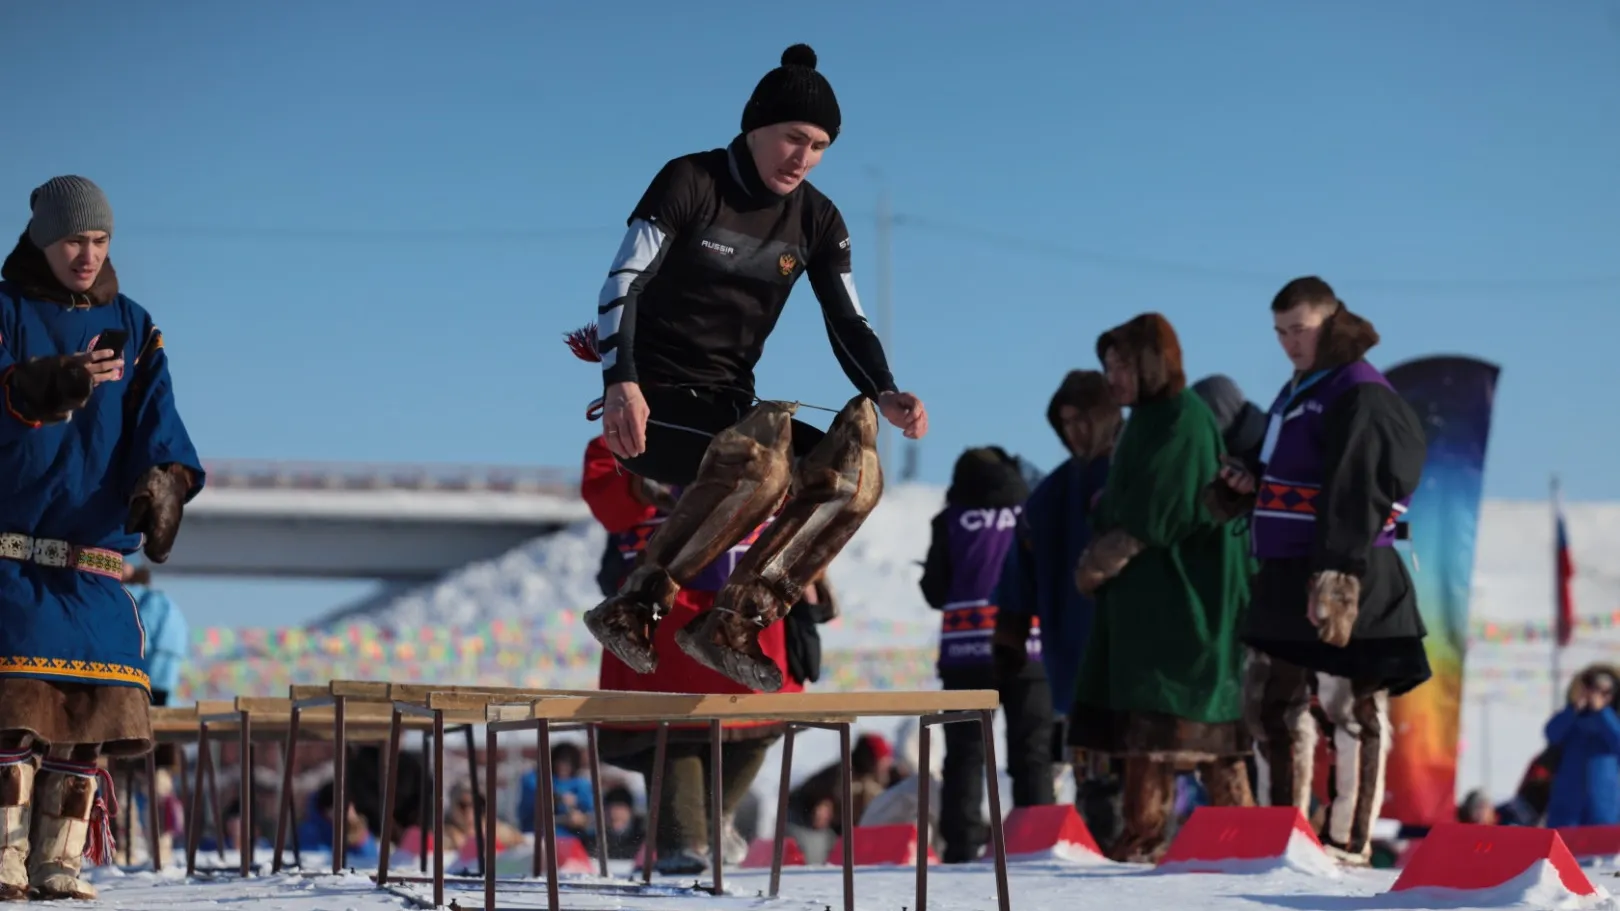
[[1198, 757, 1254, 808], [583, 402, 797, 673], [1244, 650, 1317, 811], [1317, 677, 1391, 865], [28, 759, 114, 901], [676, 395, 883, 692], [0, 749, 35, 901], [1108, 757, 1174, 864]]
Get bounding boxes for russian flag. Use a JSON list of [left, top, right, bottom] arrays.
[[1555, 490, 1576, 647]]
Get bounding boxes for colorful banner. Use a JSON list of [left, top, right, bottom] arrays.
[[176, 614, 941, 703], [1382, 355, 1501, 826], [1472, 611, 1620, 644]]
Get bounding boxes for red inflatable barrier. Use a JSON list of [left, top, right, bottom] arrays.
[[1000, 804, 1106, 863], [740, 836, 805, 868], [1157, 806, 1336, 876], [827, 824, 939, 867], [1555, 825, 1620, 862], [1389, 823, 1595, 899]]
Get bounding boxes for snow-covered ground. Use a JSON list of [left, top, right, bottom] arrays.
[[326, 483, 1620, 804], [86, 852, 1620, 911]]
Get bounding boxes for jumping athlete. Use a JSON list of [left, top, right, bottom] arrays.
[[568, 44, 928, 692]]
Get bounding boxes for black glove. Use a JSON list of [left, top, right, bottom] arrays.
[[5, 354, 94, 424], [127, 464, 194, 563]]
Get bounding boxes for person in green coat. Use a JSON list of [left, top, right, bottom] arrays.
[[1068, 312, 1254, 862]]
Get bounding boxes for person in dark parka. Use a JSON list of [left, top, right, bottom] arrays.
[[920, 446, 1045, 863], [994, 370, 1122, 849]]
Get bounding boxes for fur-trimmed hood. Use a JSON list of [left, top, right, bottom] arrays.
[[1095, 312, 1186, 404], [0, 231, 120, 307], [1311, 304, 1381, 372], [1046, 369, 1120, 460]]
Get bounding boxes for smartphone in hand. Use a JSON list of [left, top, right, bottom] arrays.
[[93, 329, 129, 356]]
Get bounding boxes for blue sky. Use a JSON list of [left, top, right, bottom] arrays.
[[3, 1, 1617, 628]]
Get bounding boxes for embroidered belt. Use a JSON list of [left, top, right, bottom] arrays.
[[0, 533, 123, 579]]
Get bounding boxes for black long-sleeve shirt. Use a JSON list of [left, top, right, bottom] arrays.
[[594, 135, 897, 400]]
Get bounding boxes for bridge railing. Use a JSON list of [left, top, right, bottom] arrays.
[[199, 459, 581, 496]]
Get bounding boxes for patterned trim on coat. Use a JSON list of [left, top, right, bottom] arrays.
[[0, 656, 150, 690]]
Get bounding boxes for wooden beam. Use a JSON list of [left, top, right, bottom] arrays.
[[501, 690, 997, 724], [424, 689, 642, 712]]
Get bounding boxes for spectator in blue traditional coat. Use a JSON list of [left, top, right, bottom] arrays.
[[994, 370, 1121, 846], [920, 446, 1038, 862], [0, 176, 204, 901], [1545, 667, 1620, 828], [517, 742, 596, 843]]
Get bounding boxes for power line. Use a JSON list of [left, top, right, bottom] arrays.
[[121, 224, 618, 242], [894, 214, 1620, 291], [115, 215, 1620, 291]]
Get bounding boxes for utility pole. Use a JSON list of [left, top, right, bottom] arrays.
[[873, 177, 896, 472]]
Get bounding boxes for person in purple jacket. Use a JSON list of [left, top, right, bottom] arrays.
[[920, 446, 1044, 863], [1206, 276, 1429, 866]]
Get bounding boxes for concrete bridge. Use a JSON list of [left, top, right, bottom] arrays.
[[165, 459, 590, 581]]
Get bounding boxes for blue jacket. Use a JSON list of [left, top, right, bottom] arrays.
[[993, 455, 1109, 715], [1, 279, 204, 694], [127, 583, 187, 693], [517, 770, 595, 837], [295, 791, 380, 861], [1545, 705, 1620, 827]]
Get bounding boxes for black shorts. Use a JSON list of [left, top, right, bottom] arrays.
[[616, 386, 827, 487]]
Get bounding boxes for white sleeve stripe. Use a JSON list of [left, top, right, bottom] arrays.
[[839, 272, 868, 321], [597, 219, 668, 311], [598, 303, 625, 339], [599, 348, 618, 371], [600, 272, 636, 308]]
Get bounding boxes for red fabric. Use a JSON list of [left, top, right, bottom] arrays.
[[1555, 497, 1576, 647], [580, 436, 801, 731], [859, 733, 892, 760], [582, 436, 658, 534]]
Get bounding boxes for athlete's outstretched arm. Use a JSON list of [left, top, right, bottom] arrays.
[[596, 158, 702, 388], [597, 158, 703, 459], [806, 208, 897, 399]]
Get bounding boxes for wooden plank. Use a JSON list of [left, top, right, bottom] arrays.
[[329, 680, 391, 700], [288, 685, 328, 700], [332, 682, 673, 706], [425, 689, 632, 712], [484, 703, 538, 724], [236, 697, 292, 713], [516, 690, 998, 723], [196, 700, 238, 717]]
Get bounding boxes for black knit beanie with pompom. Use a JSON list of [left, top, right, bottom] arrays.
[[740, 43, 841, 142]]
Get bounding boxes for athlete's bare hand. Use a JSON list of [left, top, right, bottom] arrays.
[[602, 382, 650, 459], [878, 391, 928, 440]]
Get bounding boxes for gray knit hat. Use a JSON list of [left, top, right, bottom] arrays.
[[27, 176, 114, 250]]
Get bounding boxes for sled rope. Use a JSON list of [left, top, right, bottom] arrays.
[[565, 323, 841, 418]]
